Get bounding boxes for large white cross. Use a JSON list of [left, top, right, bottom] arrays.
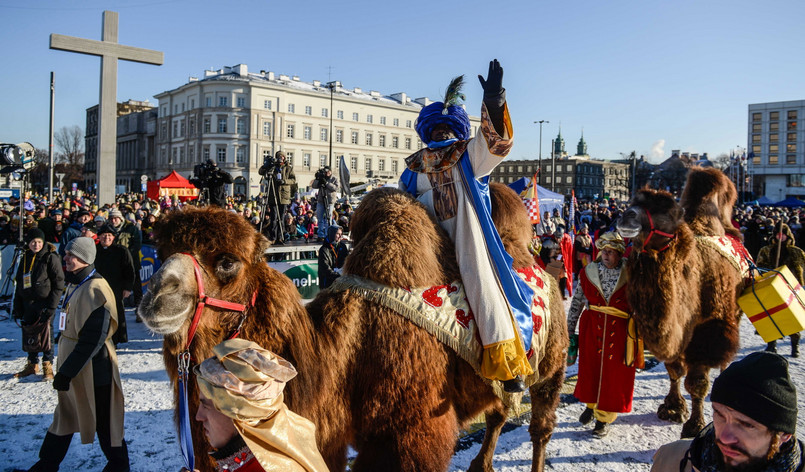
[[50, 11, 163, 205]]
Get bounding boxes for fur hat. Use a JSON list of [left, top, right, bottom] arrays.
[[65, 237, 96, 265], [711, 351, 797, 434], [595, 231, 625, 254]]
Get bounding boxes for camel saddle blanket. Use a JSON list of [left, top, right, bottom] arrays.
[[695, 235, 753, 278], [328, 267, 554, 392]]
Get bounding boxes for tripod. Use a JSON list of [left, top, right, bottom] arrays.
[[0, 173, 28, 319], [258, 172, 281, 239]]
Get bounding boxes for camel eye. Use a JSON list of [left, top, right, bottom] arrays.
[[215, 254, 241, 282]]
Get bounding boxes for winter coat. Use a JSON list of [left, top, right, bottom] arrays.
[[112, 220, 142, 269], [13, 243, 65, 324], [59, 221, 83, 258], [274, 164, 297, 205], [311, 176, 338, 204], [757, 223, 805, 286], [95, 243, 136, 344], [573, 262, 636, 413], [49, 266, 125, 446], [317, 242, 342, 289]]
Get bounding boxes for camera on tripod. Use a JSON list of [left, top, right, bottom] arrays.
[[315, 167, 331, 186], [192, 159, 221, 188], [258, 154, 279, 177]]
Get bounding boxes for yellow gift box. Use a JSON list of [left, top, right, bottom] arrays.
[[738, 266, 805, 343]]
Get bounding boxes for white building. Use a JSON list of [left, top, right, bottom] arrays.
[[154, 64, 481, 198], [747, 100, 805, 200]]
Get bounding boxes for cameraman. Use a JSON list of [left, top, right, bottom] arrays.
[[268, 151, 296, 245], [311, 166, 338, 242], [191, 159, 233, 207]]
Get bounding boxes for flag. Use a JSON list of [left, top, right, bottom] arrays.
[[569, 190, 577, 235], [339, 155, 351, 198], [522, 172, 540, 224]]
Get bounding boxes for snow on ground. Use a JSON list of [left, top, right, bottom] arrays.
[[1, 305, 804, 472]]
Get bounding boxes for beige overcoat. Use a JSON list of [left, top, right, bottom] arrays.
[[48, 276, 125, 446]]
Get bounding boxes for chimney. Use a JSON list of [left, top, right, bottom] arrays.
[[390, 92, 407, 104]]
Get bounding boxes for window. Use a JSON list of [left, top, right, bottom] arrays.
[[218, 118, 227, 133], [770, 144, 779, 153], [304, 126, 312, 140], [172, 147, 177, 164], [237, 97, 246, 108], [352, 112, 359, 121], [788, 133, 797, 142], [770, 122, 780, 131], [172, 121, 178, 137], [319, 154, 327, 169], [789, 175, 805, 187], [392, 137, 399, 148], [263, 121, 272, 137], [789, 110, 798, 120], [788, 143, 797, 153], [303, 153, 311, 168], [160, 123, 167, 140], [393, 118, 399, 126], [380, 117, 386, 125], [391, 160, 398, 173], [365, 158, 372, 171], [379, 135, 386, 147], [337, 110, 343, 119], [752, 112, 762, 122], [545, 176, 552, 184], [567, 176, 573, 183], [264, 99, 272, 109], [288, 103, 295, 113], [305, 106, 312, 115], [285, 152, 294, 166], [217, 147, 226, 163], [336, 129, 343, 143], [788, 121, 797, 130], [365, 133, 373, 146], [770, 111, 780, 120], [753, 123, 762, 132], [770, 134, 779, 142], [367, 114, 373, 124], [405, 137, 411, 149], [174, 105, 178, 114], [203, 118, 210, 134], [236, 118, 245, 134], [351, 131, 359, 144], [320, 128, 328, 141], [189, 144, 195, 161], [406, 120, 412, 128], [189, 117, 196, 136], [378, 159, 385, 172], [546, 165, 552, 172], [322, 108, 328, 118], [180, 120, 185, 137], [787, 154, 797, 164], [219, 96, 228, 107], [203, 146, 210, 161], [286, 123, 295, 138], [236, 147, 245, 164], [769, 154, 779, 165], [556, 176, 562, 183], [350, 156, 358, 172], [206, 97, 212, 107]]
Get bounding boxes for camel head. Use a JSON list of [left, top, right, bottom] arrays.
[[489, 182, 535, 269], [617, 188, 684, 253], [345, 187, 460, 287], [138, 206, 270, 356]]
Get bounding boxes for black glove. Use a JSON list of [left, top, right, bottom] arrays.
[[478, 59, 504, 100], [53, 372, 71, 391]]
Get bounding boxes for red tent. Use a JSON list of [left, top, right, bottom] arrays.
[[146, 171, 199, 202]]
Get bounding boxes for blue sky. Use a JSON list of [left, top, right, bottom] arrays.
[[1, 0, 803, 163]]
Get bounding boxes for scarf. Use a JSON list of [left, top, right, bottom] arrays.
[[686, 423, 802, 472]]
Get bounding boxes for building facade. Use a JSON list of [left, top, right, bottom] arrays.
[[85, 100, 157, 193], [153, 64, 481, 199], [747, 100, 805, 201]]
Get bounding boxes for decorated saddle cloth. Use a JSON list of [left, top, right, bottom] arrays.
[[328, 265, 554, 393], [695, 234, 753, 278]]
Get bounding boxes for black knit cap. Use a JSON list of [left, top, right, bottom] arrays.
[[710, 351, 797, 434], [25, 227, 45, 243]]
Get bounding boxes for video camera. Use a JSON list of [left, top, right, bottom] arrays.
[[315, 167, 331, 186], [258, 154, 279, 177], [192, 160, 222, 188]]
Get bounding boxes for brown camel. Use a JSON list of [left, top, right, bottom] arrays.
[[616, 167, 744, 438], [139, 184, 566, 472]]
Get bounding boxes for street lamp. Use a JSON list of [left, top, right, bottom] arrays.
[[534, 120, 548, 185], [326, 81, 340, 170]]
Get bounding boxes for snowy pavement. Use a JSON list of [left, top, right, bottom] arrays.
[[1, 306, 803, 471]]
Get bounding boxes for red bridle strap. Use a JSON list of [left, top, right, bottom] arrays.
[[641, 210, 677, 254], [182, 252, 256, 350]]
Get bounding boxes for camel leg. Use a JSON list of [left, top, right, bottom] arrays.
[[527, 368, 564, 472], [467, 407, 507, 472], [657, 359, 689, 424], [680, 363, 710, 438]]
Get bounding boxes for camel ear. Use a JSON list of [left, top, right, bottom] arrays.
[[254, 233, 271, 263]]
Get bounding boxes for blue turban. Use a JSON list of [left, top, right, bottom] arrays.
[[415, 102, 471, 145]]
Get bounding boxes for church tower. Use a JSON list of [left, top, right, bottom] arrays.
[[553, 127, 566, 158], [577, 130, 588, 157]]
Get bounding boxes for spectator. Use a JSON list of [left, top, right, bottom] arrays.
[[317, 225, 343, 289], [94, 225, 136, 345]]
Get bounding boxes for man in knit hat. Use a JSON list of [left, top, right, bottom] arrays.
[[186, 339, 328, 472], [15, 237, 129, 472], [651, 351, 801, 471], [397, 59, 534, 393]]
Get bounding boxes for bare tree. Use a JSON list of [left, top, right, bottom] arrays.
[[54, 125, 84, 189], [712, 153, 732, 171]]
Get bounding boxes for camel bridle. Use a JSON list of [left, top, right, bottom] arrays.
[[641, 209, 676, 254], [175, 251, 257, 472]]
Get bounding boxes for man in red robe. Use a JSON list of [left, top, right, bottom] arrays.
[[566, 232, 641, 438]]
